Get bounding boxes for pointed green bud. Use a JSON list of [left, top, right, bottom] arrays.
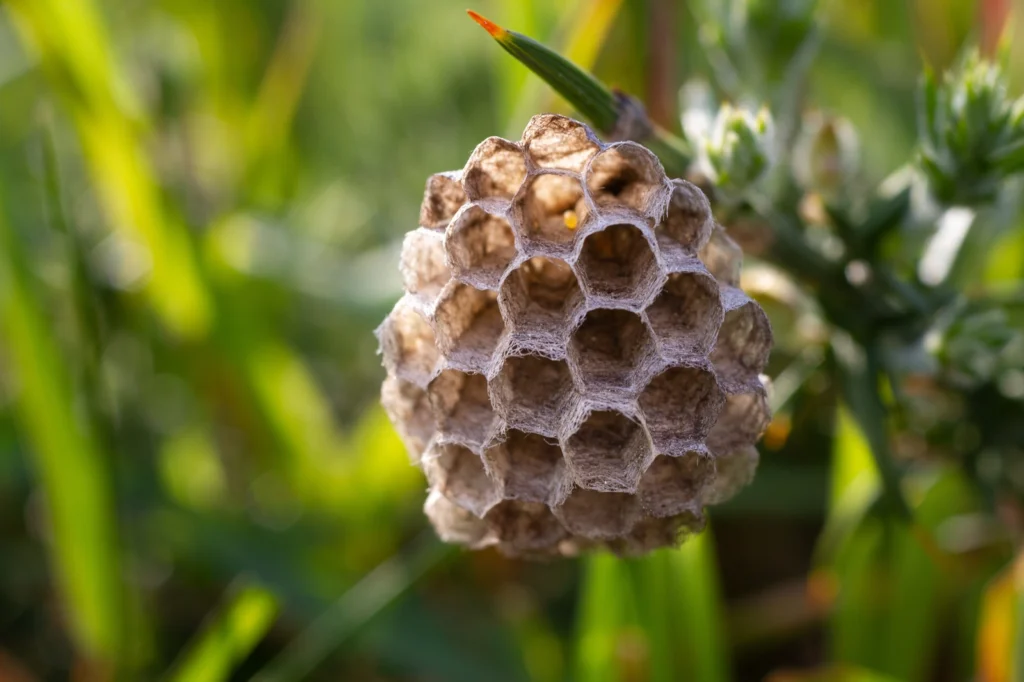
[[698, 103, 774, 200], [793, 112, 860, 199]]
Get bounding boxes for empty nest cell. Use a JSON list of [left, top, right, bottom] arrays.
[[585, 143, 668, 217], [577, 223, 661, 304], [377, 300, 441, 388], [569, 309, 655, 393], [500, 256, 582, 346], [657, 179, 713, 253], [711, 288, 773, 384], [462, 137, 529, 207], [703, 445, 759, 505], [486, 500, 567, 554], [483, 430, 566, 504], [608, 513, 705, 556], [424, 489, 491, 547], [446, 206, 517, 289], [400, 228, 450, 304], [554, 488, 640, 540], [420, 172, 467, 230], [638, 364, 725, 457], [521, 114, 602, 173], [645, 266, 723, 357], [433, 283, 506, 373], [489, 354, 572, 438], [638, 452, 714, 518], [699, 225, 743, 286], [563, 409, 652, 493], [427, 369, 499, 452], [380, 375, 435, 463], [512, 173, 589, 253], [707, 388, 771, 456], [423, 443, 501, 518]]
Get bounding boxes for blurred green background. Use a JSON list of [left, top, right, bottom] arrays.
[[0, 0, 1022, 681]]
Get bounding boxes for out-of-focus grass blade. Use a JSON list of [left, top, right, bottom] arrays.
[[573, 553, 634, 682], [0, 197, 122, 665], [166, 582, 278, 682], [669, 530, 731, 682], [765, 664, 904, 682], [976, 554, 1022, 682], [252, 534, 454, 682], [631, 553, 673, 682]]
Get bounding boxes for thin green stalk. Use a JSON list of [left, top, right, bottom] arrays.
[[670, 530, 730, 682]]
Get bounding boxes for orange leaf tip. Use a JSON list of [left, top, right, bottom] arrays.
[[467, 10, 507, 39]]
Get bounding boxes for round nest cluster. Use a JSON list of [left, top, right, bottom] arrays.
[[377, 115, 772, 558]]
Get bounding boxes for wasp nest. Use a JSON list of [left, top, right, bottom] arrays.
[[378, 115, 772, 558]]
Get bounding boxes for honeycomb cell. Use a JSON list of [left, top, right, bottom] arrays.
[[446, 206, 517, 289], [707, 386, 770, 456], [512, 173, 589, 254], [569, 309, 656, 393], [702, 445, 759, 505], [424, 489, 492, 547], [486, 500, 567, 554], [711, 287, 773, 385], [380, 375, 435, 463], [423, 443, 501, 518], [657, 179, 713, 253], [427, 370, 499, 452], [645, 265, 723, 358], [433, 283, 505, 373], [609, 512, 705, 556], [553, 488, 640, 539], [420, 172, 467, 230], [400, 228, 450, 305], [521, 114, 602, 173], [563, 409, 652, 493], [483, 430, 566, 503], [638, 452, 714, 518], [462, 137, 529, 208], [638, 363, 725, 457], [377, 300, 441, 388], [499, 257, 583, 350], [585, 142, 669, 217], [699, 225, 742, 286], [489, 355, 572, 438], [577, 223, 661, 304]]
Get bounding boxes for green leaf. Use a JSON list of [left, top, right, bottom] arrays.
[[574, 553, 634, 682], [669, 531, 731, 682]]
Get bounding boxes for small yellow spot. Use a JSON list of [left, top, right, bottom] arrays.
[[563, 209, 578, 230]]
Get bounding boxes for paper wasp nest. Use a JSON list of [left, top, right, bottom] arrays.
[[377, 115, 772, 557]]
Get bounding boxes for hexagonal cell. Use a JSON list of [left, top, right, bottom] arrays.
[[446, 206, 517, 289], [638, 364, 725, 457], [563, 409, 652, 493], [608, 512, 705, 556], [638, 452, 715, 518], [424, 489, 493, 547], [485, 500, 568, 554], [400, 228, 450, 304], [707, 387, 771, 455], [462, 137, 529, 208], [500, 257, 583, 347], [420, 172, 467, 230], [645, 263, 723, 358], [656, 179, 713, 253], [698, 225, 742, 286], [703, 445, 759, 505], [553, 488, 640, 539], [521, 114, 602, 173], [433, 283, 506, 373], [577, 223, 661, 304], [569, 309, 657, 393], [585, 142, 668, 217], [376, 300, 441, 388], [512, 173, 589, 254], [489, 355, 572, 438], [710, 288, 773, 385], [423, 443, 501, 518], [427, 369, 499, 452], [380, 375, 435, 463], [483, 429, 566, 504]]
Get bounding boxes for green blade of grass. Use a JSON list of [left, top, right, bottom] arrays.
[[166, 582, 279, 682], [670, 529, 731, 682], [631, 552, 675, 682], [573, 553, 634, 682]]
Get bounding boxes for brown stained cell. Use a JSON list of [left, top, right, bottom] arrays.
[[521, 115, 602, 173], [400, 228, 450, 304], [376, 300, 441, 388], [585, 143, 669, 217], [569, 309, 656, 393], [658, 179, 713, 252], [703, 445, 759, 505], [711, 287, 773, 384], [554, 488, 640, 539], [446, 206, 517, 289], [637, 452, 714, 518], [420, 172, 467, 230], [462, 137, 528, 208], [433, 283, 506, 373], [499, 257, 583, 349], [484, 430, 566, 504], [563, 410, 652, 493], [489, 355, 572, 439], [699, 225, 743, 286], [380, 375, 435, 463], [427, 370, 499, 452], [638, 364, 725, 457], [608, 512, 705, 556], [423, 443, 501, 518], [577, 223, 661, 304], [707, 388, 771, 455], [512, 173, 589, 254], [645, 266, 723, 358], [486, 500, 567, 553], [424, 489, 493, 547]]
